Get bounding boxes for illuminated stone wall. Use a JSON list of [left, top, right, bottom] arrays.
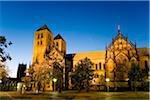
[[105, 32, 139, 82], [32, 25, 54, 64], [73, 51, 106, 85], [32, 25, 66, 91]]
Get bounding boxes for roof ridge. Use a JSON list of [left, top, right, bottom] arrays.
[[36, 24, 51, 32], [54, 34, 65, 41]]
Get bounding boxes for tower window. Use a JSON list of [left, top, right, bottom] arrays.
[[37, 34, 40, 39], [37, 41, 39, 45], [99, 62, 101, 70], [41, 33, 43, 38], [96, 64, 98, 70], [56, 42, 59, 47], [41, 41, 42, 45]]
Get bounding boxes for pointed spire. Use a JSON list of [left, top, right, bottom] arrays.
[[118, 24, 120, 33], [105, 45, 107, 50], [126, 36, 128, 41], [112, 37, 114, 43]]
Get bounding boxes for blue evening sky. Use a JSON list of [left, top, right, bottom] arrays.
[[0, 1, 149, 77]]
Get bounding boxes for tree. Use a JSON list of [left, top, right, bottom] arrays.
[[44, 47, 64, 92], [23, 60, 53, 92], [112, 63, 128, 91], [0, 36, 12, 80], [53, 61, 63, 92], [140, 62, 149, 91], [71, 57, 94, 92], [0, 65, 8, 80], [23, 46, 65, 92], [128, 63, 142, 91]]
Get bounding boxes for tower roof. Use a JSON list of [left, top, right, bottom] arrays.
[[54, 34, 65, 41], [36, 24, 51, 32]]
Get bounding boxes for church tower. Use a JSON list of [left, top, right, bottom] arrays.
[[32, 25, 54, 64], [54, 34, 66, 56]]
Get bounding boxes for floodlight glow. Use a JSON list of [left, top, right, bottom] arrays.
[[106, 78, 110, 82], [53, 78, 57, 83]]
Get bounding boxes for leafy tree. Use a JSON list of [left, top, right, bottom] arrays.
[[128, 63, 142, 91], [0, 65, 8, 80], [44, 47, 64, 92], [53, 61, 63, 92], [23, 60, 53, 92], [71, 57, 94, 92], [112, 63, 128, 91], [0, 36, 12, 80], [23, 46, 64, 92], [140, 63, 149, 91]]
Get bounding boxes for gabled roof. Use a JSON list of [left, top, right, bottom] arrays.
[[54, 34, 65, 41], [36, 24, 51, 32]]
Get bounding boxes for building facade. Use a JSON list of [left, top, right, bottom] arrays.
[[17, 63, 27, 81], [32, 25, 66, 91], [32, 24, 150, 91]]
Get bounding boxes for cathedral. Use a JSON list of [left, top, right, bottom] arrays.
[[32, 24, 149, 91]]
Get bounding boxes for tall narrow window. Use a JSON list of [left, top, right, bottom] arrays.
[[37, 34, 40, 39], [37, 41, 39, 45], [99, 62, 101, 70], [41, 33, 43, 38], [103, 64, 105, 70], [56, 42, 59, 47], [41, 41, 42, 45], [95, 64, 98, 70]]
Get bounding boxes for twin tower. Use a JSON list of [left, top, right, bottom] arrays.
[[32, 25, 66, 64]]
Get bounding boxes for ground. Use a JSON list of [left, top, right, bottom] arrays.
[[0, 91, 149, 100]]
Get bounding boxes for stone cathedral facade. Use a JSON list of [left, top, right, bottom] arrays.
[[105, 28, 139, 81], [32, 25, 66, 91], [32, 24, 149, 91]]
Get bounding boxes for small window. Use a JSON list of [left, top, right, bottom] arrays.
[[56, 42, 59, 47], [37, 41, 39, 45], [37, 34, 40, 39], [94, 74, 99, 78], [103, 64, 105, 69], [41, 33, 43, 38], [96, 74, 99, 78], [96, 64, 98, 70], [41, 41, 42, 45], [99, 63, 101, 70]]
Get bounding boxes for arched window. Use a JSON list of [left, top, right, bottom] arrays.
[[37, 34, 40, 39], [95, 64, 98, 70], [56, 42, 59, 47], [99, 62, 101, 70], [41, 33, 43, 38], [103, 64, 105, 70], [37, 41, 39, 45]]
